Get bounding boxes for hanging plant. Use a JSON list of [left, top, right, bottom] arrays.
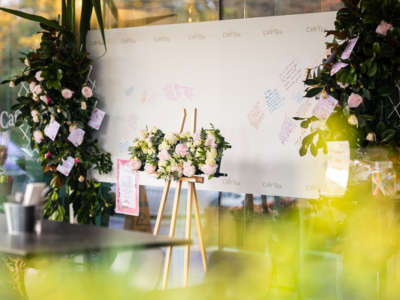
[[0, 1, 112, 224], [296, 0, 400, 172]]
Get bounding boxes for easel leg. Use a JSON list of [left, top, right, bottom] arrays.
[[192, 184, 207, 273], [183, 182, 193, 287], [162, 180, 182, 290], [153, 180, 171, 236]]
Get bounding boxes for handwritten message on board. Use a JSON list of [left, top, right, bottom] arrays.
[[279, 114, 297, 145], [247, 101, 265, 129], [295, 99, 313, 118], [265, 88, 285, 113], [279, 61, 302, 91]]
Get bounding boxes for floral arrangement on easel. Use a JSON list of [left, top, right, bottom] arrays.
[[128, 125, 230, 180], [0, 1, 112, 224], [296, 0, 400, 173]]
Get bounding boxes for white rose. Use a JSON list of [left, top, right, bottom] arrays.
[[206, 148, 217, 160], [158, 161, 167, 168], [51, 115, 55, 122], [145, 138, 151, 143], [24, 58, 30, 67], [194, 140, 201, 147], [190, 147, 195, 152], [81, 101, 87, 110], [78, 175, 85, 182], [366, 132, 376, 141], [348, 115, 358, 126], [165, 132, 178, 145], [187, 142, 193, 148], [166, 166, 172, 173], [180, 131, 190, 139], [148, 148, 155, 154], [206, 159, 216, 166], [150, 126, 157, 134], [39, 95, 49, 104], [148, 142, 153, 148], [61, 89, 74, 99], [33, 115, 39, 123], [133, 141, 140, 148], [33, 93, 39, 101], [9, 81, 15, 88], [138, 129, 148, 141]]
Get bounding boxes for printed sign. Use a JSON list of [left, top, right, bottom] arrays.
[[321, 141, 350, 196], [88, 108, 106, 130], [68, 126, 85, 147], [116, 159, 140, 216], [312, 95, 338, 122], [44, 120, 60, 141], [56, 156, 75, 176]]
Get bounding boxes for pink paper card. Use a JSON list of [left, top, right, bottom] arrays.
[[44, 120, 60, 141], [330, 62, 348, 76], [88, 108, 105, 130], [312, 95, 338, 122], [56, 156, 75, 176], [116, 159, 140, 216], [68, 126, 85, 147], [341, 37, 359, 60]]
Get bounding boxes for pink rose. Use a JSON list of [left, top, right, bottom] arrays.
[[82, 86, 93, 98], [171, 165, 183, 177], [144, 163, 157, 174], [376, 21, 394, 36], [175, 144, 189, 157], [35, 71, 45, 82], [183, 162, 196, 177], [157, 149, 171, 161], [201, 164, 218, 176], [29, 81, 37, 92], [129, 159, 142, 171], [33, 85, 43, 95], [40, 95, 49, 104], [205, 135, 217, 148], [193, 132, 201, 141], [61, 89, 74, 99], [348, 93, 363, 108]]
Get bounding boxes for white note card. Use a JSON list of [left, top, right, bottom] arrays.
[[56, 156, 75, 176], [88, 108, 106, 130], [330, 61, 348, 76], [44, 120, 60, 141], [312, 95, 338, 123], [68, 126, 85, 147]]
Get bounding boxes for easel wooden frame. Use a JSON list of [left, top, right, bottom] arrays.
[[152, 108, 208, 289]]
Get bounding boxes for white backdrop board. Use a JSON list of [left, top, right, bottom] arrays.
[[87, 12, 336, 199]]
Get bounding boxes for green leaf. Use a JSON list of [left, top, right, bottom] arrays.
[[301, 120, 310, 129], [376, 122, 386, 136], [310, 143, 318, 157], [305, 87, 323, 98], [382, 129, 395, 139], [343, 105, 350, 118], [382, 134, 395, 142], [378, 86, 395, 97], [372, 42, 380, 54], [51, 191, 58, 201], [91, 0, 107, 51], [362, 88, 371, 100], [367, 61, 378, 77], [299, 146, 307, 157], [79, 0, 93, 52], [0, 7, 66, 31]]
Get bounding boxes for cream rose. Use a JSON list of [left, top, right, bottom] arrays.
[[144, 163, 157, 174], [29, 81, 37, 92], [81, 101, 87, 110], [24, 58, 30, 67], [366, 132, 376, 141], [150, 126, 158, 134], [165, 132, 178, 145], [348, 115, 358, 126], [9, 81, 15, 88], [33, 130, 44, 143]]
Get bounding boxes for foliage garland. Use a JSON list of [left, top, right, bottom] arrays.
[[297, 0, 400, 172], [1, 18, 112, 223]]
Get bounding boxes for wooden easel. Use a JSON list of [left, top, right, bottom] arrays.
[[152, 108, 208, 289]]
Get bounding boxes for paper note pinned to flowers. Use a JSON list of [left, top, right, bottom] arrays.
[[44, 120, 60, 141], [88, 108, 105, 130], [321, 141, 350, 196], [330, 61, 348, 76], [68, 126, 85, 147], [116, 159, 139, 216], [312, 95, 338, 122], [341, 37, 359, 60], [56, 156, 75, 176]]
